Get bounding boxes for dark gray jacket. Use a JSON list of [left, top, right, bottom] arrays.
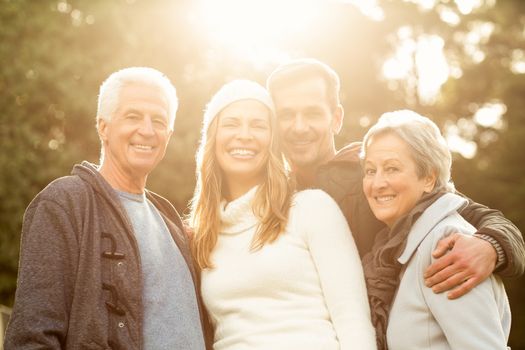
[[5, 162, 211, 349]]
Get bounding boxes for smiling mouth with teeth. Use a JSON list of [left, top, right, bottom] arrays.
[[132, 144, 154, 151], [229, 148, 257, 157], [376, 195, 395, 203]]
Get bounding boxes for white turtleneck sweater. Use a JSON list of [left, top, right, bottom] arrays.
[[201, 187, 376, 350]]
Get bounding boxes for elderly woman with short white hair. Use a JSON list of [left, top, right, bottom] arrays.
[[361, 110, 511, 350]]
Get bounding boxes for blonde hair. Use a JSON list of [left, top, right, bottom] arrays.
[[189, 87, 294, 270]]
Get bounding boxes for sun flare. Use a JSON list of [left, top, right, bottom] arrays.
[[192, 0, 324, 64]]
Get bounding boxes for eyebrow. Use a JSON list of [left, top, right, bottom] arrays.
[[220, 115, 269, 122], [303, 105, 325, 112], [364, 157, 402, 165], [277, 105, 324, 112], [122, 108, 143, 115], [218, 116, 238, 122], [383, 158, 402, 164], [133, 108, 169, 120], [250, 117, 270, 123]]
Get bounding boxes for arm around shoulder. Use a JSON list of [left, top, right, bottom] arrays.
[[420, 225, 510, 350], [458, 196, 525, 277]]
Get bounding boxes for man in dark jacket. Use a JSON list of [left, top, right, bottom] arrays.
[[5, 67, 210, 349], [267, 58, 524, 299]]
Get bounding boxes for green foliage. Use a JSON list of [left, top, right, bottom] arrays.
[[0, 0, 524, 347]]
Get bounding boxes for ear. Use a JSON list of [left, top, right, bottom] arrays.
[[331, 104, 344, 135], [97, 117, 108, 142], [423, 171, 437, 193]]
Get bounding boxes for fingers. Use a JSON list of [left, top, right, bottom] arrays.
[[424, 260, 459, 288], [446, 277, 478, 300], [423, 232, 496, 300], [428, 273, 478, 300], [424, 253, 454, 280], [426, 267, 468, 293], [431, 234, 457, 259]]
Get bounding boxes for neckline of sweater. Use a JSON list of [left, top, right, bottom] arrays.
[[219, 186, 259, 235]]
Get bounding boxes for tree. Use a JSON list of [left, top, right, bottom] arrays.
[[1, 0, 523, 346]]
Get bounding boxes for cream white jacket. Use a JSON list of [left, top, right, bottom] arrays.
[[387, 193, 511, 350]]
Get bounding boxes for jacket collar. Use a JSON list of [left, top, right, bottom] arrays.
[[397, 192, 467, 264], [326, 141, 362, 165], [313, 142, 363, 198]]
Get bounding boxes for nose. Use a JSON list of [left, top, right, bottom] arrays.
[[371, 170, 388, 190], [291, 115, 308, 134], [138, 116, 155, 136], [236, 124, 254, 141]]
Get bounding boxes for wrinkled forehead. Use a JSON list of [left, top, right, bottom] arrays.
[[117, 83, 169, 112]]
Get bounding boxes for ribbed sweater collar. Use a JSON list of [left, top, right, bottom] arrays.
[[219, 186, 259, 235]]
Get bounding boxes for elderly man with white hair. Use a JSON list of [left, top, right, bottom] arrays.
[[5, 67, 210, 350]]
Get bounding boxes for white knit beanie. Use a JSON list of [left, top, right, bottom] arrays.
[[202, 79, 274, 131]]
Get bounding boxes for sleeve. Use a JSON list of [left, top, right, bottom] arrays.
[[418, 225, 510, 350], [300, 190, 377, 350], [457, 194, 525, 277], [4, 197, 79, 349]]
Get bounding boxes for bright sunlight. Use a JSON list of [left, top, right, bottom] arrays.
[[190, 0, 505, 159], [191, 0, 386, 66], [191, 0, 323, 65]]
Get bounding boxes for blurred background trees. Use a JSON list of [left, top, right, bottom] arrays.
[[0, 0, 523, 346]]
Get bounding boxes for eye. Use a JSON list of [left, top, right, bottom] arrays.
[[277, 111, 293, 121], [305, 112, 320, 118], [385, 166, 399, 173], [252, 122, 269, 130], [126, 113, 140, 120], [364, 168, 376, 176], [304, 109, 324, 120], [220, 121, 237, 128], [152, 117, 168, 128]]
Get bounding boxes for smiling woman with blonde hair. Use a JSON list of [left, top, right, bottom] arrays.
[[189, 80, 376, 350], [190, 80, 292, 267]]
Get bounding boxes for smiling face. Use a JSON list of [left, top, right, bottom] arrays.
[[98, 83, 172, 189], [362, 132, 436, 227], [214, 99, 272, 194], [272, 76, 342, 171]]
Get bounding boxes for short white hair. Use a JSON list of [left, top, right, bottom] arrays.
[[97, 67, 178, 130], [361, 110, 454, 192]]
